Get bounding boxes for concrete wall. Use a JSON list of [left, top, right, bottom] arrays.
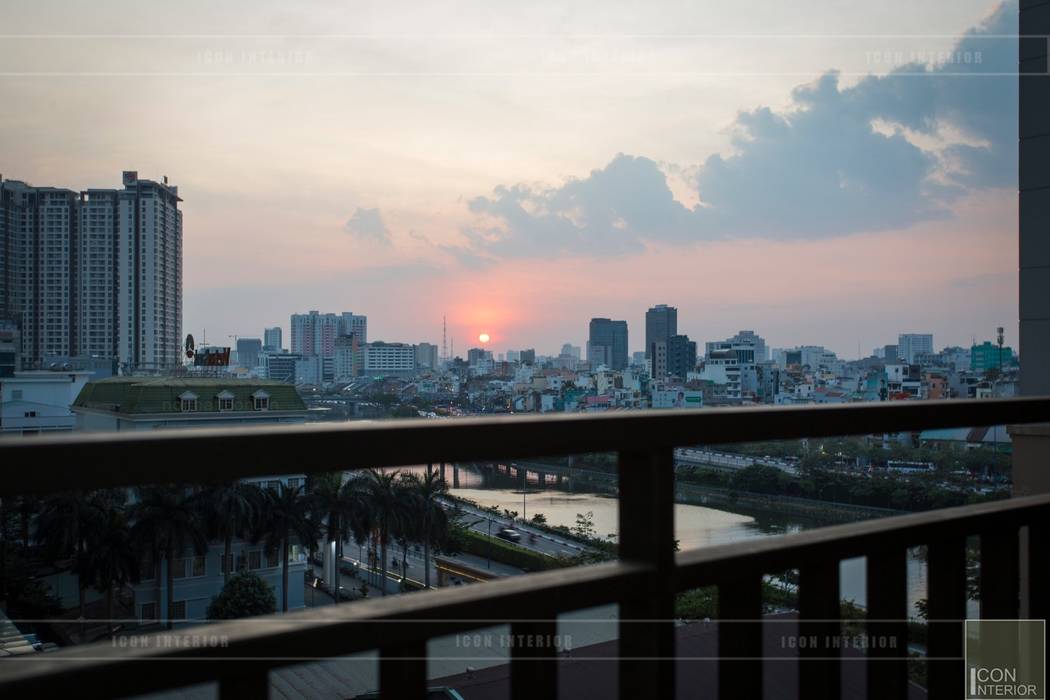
[[1015, 2, 1050, 498]]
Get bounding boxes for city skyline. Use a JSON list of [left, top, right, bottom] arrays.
[[0, 0, 1019, 359]]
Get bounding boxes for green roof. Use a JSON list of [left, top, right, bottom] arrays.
[[73, 377, 306, 415]]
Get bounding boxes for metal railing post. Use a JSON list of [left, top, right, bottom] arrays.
[[799, 560, 840, 699], [866, 548, 908, 698], [510, 618, 559, 699], [927, 535, 967, 698], [380, 641, 427, 699], [617, 448, 675, 700]]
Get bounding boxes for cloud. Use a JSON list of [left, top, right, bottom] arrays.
[[344, 207, 391, 244], [459, 1, 1017, 260]]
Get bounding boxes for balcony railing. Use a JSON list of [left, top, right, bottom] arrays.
[[1, 397, 1049, 699]]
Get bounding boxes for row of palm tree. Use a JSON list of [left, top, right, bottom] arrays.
[[19, 466, 453, 635]]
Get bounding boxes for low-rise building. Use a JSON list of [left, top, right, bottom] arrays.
[[72, 377, 309, 430], [0, 370, 92, 435]]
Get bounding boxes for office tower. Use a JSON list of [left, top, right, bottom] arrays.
[[236, 338, 262, 369], [588, 318, 628, 370], [645, 304, 677, 358], [0, 172, 182, 371], [725, 330, 767, 362], [897, 333, 933, 364], [520, 348, 536, 365], [263, 327, 283, 352], [363, 342, 416, 375], [666, 334, 697, 378]]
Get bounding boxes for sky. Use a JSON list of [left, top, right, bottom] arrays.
[[0, 0, 1020, 358]]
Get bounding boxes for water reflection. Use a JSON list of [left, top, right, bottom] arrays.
[[402, 463, 932, 614]]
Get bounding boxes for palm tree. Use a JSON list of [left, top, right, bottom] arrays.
[[364, 470, 403, 596], [200, 482, 258, 585], [404, 469, 449, 588], [130, 486, 207, 629], [81, 502, 139, 637], [254, 483, 317, 612], [36, 491, 104, 632], [311, 473, 372, 603]]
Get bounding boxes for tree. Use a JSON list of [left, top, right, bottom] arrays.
[[130, 486, 208, 629], [207, 571, 276, 620], [404, 469, 449, 588], [36, 490, 105, 635], [254, 483, 318, 612], [573, 511, 596, 539], [200, 481, 258, 585], [81, 499, 140, 638], [530, 513, 547, 526], [310, 473, 371, 604], [365, 470, 404, 596]]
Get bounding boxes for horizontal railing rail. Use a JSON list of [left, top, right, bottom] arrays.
[[0, 397, 1046, 496], [1, 397, 1048, 700]]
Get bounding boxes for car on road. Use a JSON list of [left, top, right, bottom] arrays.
[[496, 528, 522, 542]]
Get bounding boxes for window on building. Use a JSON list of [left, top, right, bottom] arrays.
[[287, 477, 302, 489], [253, 394, 269, 410], [216, 390, 235, 411], [171, 601, 186, 621], [191, 555, 206, 577], [249, 550, 262, 570], [180, 397, 197, 412], [265, 549, 279, 568], [141, 602, 157, 621]]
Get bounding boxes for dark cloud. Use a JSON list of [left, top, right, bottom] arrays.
[[344, 207, 391, 244], [460, 1, 1017, 260]]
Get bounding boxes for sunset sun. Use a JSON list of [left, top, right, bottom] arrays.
[[478, 333, 490, 344]]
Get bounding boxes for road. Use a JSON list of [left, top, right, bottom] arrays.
[[442, 498, 590, 559]]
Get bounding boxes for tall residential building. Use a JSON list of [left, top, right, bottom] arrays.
[[290, 311, 367, 357], [560, 343, 581, 360], [415, 342, 438, 370], [263, 326, 282, 352], [588, 318, 628, 370], [340, 312, 367, 344], [898, 333, 934, 364], [0, 172, 182, 372], [645, 304, 677, 358], [333, 334, 361, 381], [236, 337, 262, 369]]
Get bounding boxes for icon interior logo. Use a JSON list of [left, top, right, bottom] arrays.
[[965, 620, 1045, 699]]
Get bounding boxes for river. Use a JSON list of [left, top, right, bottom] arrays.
[[403, 464, 959, 617]]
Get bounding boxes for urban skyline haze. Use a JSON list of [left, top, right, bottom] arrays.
[[0, 0, 1019, 358]]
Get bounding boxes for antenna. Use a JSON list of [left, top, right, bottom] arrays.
[[442, 314, 448, 364]]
